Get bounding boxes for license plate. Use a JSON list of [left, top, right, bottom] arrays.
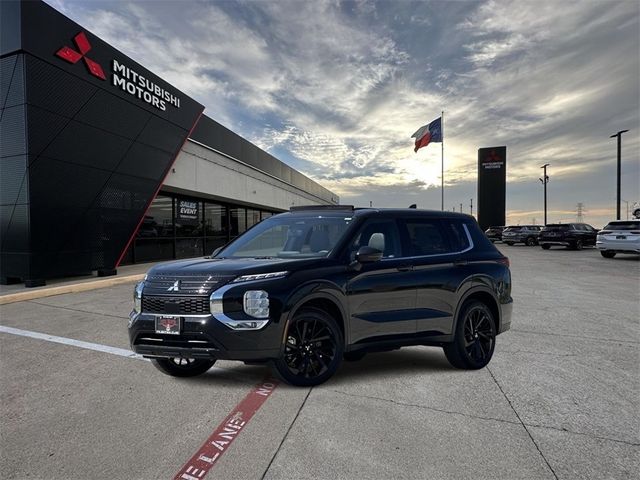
[[616, 235, 626, 239], [155, 316, 181, 335]]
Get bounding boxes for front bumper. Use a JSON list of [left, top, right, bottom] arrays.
[[128, 312, 283, 361]]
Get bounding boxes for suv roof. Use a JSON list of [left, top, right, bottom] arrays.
[[286, 205, 474, 219]]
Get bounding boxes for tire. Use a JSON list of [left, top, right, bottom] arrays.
[[541, 244, 551, 250], [601, 250, 616, 258], [151, 357, 216, 377], [344, 351, 366, 362], [505, 242, 514, 246], [271, 307, 344, 386], [571, 239, 583, 250], [443, 300, 496, 370], [526, 237, 536, 246]]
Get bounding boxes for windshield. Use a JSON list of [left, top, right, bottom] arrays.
[[217, 214, 354, 259], [603, 221, 640, 231]]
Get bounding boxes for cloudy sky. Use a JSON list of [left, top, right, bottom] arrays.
[[47, 0, 639, 227]]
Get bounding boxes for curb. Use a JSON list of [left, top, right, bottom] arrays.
[[0, 274, 145, 305]]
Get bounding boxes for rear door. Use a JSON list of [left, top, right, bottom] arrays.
[[399, 218, 473, 337]]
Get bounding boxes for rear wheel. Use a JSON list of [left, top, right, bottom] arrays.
[[505, 242, 514, 246], [601, 250, 616, 258], [151, 357, 216, 377], [271, 307, 343, 386], [444, 300, 496, 370], [526, 237, 536, 246], [541, 244, 551, 250]]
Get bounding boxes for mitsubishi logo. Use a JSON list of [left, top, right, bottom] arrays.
[[167, 280, 180, 292], [55, 32, 106, 80]]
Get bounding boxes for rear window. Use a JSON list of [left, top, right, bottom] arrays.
[[603, 221, 640, 231], [404, 220, 451, 256]]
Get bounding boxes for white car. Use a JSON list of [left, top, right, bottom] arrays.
[[596, 220, 640, 258]]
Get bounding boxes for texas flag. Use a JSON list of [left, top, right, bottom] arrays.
[[411, 117, 442, 152]]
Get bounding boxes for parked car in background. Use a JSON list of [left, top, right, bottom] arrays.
[[485, 226, 505, 242], [539, 223, 598, 250], [596, 220, 640, 258], [501, 225, 543, 246]]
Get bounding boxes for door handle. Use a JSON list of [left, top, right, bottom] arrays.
[[453, 259, 468, 266], [396, 265, 413, 272]]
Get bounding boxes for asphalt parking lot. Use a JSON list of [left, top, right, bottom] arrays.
[[1, 246, 638, 480]]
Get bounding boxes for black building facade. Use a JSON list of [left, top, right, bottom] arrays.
[[1, 1, 335, 287]]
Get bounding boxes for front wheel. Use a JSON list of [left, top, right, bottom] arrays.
[[271, 307, 343, 386], [526, 237, 536, 246], [572, 239, 583, 250], [541, 244, 551, 250], [601, 250, 616, 258], [151, 357, 216, 377], [443, 300, 496, 370]]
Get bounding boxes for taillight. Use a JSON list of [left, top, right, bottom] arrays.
[[496, 257, 510, 268]]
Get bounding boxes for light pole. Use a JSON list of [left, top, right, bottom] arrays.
[[539, 164, 550, 225], [610, 130, 629, 220], [470, 198, 473, 216]]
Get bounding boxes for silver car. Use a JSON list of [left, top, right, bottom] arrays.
[[596, 220, 640, 258]]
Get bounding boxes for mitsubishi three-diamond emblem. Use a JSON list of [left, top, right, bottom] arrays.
[[167, 280, 180, 292], [56, 32, 106, 80]]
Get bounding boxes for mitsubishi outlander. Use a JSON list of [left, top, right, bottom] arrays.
[[128, 206, 512, 386]]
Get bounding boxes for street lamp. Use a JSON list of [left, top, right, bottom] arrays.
[[539, 164, 550, 225], [610, 130, 629, 220]]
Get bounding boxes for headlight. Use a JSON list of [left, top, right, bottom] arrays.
[[243, 290, 269, 318], [232, 271, 288, 283], [133, 281, 144, 313]]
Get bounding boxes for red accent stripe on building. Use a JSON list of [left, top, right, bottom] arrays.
[[115, 110, 203, 268], [174, 378, 278, 480]]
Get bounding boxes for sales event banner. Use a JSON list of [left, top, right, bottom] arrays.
[[477, 146, 507, 231], [177, 198, 200, 224]]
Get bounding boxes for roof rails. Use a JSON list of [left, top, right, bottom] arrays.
[[290, 205, 355, 212]]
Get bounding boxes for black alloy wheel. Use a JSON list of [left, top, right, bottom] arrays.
[[541, 244, 551, 250], [601, 250, 616, 258], [444, 300, 496, 370], [272, 307, 344, 386], [575, 239, 583, 250], [526, 237, 536, 246], [151, 357, 216, 377]]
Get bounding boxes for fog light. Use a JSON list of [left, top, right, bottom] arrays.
[[243, 290, 269, 319]]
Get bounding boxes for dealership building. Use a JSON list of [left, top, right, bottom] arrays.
[[0, 0, 338, 287]]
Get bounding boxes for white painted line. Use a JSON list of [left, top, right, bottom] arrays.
[[0, 325, 149, 361]]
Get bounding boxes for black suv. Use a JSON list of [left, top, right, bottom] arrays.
[[539, 223, 598, 250], [128, 207, 513, 386]]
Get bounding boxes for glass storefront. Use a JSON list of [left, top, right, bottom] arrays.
[[122, 193, 279, 265]]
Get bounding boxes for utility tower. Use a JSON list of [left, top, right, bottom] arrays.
[[576, 203, 586, 223]]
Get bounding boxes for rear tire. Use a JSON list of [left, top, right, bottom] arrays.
[[541, 244, 551, 250], [151, 357, 216, 377], [271, 307, 343, 386], [601, 250, 616, 258], [505, 242, 514, 246], [443, 300, 496, 370]]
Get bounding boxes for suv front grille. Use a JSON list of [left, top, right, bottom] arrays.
[[142, 296, 210, 315]]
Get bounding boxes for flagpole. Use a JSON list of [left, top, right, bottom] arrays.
[[441, 110, 444, 211]]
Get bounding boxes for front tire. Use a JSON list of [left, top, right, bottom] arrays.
[[526, 237, 536, 246], [151, 357, 216, 377], [601, 250, 616, 258], [571, 239, 583, 250], [443, 300, 496, 370], [271, 307, 343, 386], [541, 244, 551, 250]]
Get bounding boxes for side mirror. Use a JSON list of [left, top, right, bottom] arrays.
[[355, 246, 383, 263]]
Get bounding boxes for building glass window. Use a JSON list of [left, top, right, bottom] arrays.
[[137, 195, 173, 238], [247, 209, 261, 229], [205, 203, 228, 254], [229, 207, 247, 238], [261, 211, 273, 220]]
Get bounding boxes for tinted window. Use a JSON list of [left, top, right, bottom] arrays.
[[350, 219, 401, 259], [404, 219, 451, 256], [445, 221, 471, 251], [604, 221, 640, 230]]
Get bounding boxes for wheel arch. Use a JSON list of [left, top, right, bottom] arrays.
[[454, 287, 501, 335]]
